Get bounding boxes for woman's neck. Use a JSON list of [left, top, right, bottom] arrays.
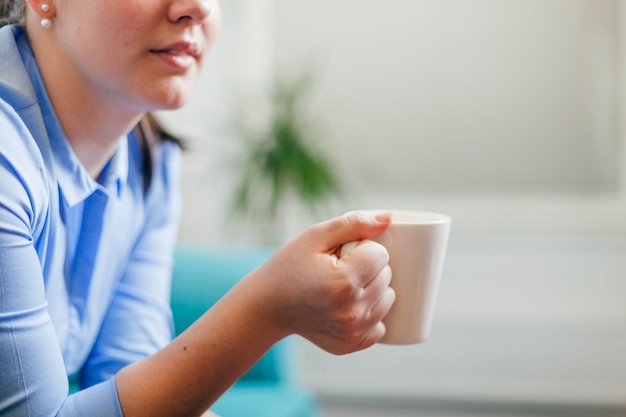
[[27, 22, 143, 178]]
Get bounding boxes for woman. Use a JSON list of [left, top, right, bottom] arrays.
[[0, 0, 395, 416]]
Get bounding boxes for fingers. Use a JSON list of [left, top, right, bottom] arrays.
[[356, 321, 386, 351], [358, 266, 395, 345], [339, 239, 390, 288], [364, 264, 392, 299], [266, 211, 395, 355], [313, 211, 391, 252], [335, 266, 395, 354], [368, 281, 396, 327], [346, 285, 396, 353], [336, 240, 359, 258], [336, 239, 394, 350]]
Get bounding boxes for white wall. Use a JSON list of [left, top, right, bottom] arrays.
[[270, 0, 626, 235], [274, 0, 620, 194], [165, 0, 626, 242], [159, 0, 626, 408]]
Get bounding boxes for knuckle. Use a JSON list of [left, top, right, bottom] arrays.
[[371, 241, 390, 265], [337, 305, 363, 330], [339, 280, 359, 300], [319, 212, 363, 237], [382, 264, 393, 285], [343, 210, 366, 226], [359, 240, 389, 268], [341, 329, 364, 347], [328, 272, 360, 302]]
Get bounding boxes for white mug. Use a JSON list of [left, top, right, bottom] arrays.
[[341, 210, 451, 345]]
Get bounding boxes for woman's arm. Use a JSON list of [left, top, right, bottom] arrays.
[[0, 103, 123, 416], [116, 211, 394, 417]]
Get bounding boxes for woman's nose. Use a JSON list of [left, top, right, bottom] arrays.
[[168, 0, 213, 23]]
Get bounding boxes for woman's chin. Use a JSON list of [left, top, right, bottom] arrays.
[[146, 93, 191, 112], [146, 79, 196, 110], [158, 100, 188, 111]]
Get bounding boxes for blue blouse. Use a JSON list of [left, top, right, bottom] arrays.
[[0, 26, 182, 416]]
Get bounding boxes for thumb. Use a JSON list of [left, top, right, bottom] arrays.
[[313, 210, 392, 252]]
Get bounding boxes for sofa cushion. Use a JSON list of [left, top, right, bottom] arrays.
[[212, 382, 319, 417]]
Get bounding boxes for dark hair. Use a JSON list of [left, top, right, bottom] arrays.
[[135, 113, 186, 191], [0, 0, 26, 27], [143, 113, 186, 148]]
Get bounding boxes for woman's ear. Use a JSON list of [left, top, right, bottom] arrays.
[[24, 0, 55, 22]]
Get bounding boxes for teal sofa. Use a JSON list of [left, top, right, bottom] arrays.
[[171, 246, 320, 417]]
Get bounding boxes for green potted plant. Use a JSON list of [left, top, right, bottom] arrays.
[[228, 70, 342, 244]]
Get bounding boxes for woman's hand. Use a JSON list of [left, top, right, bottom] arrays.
[[249, 211, 396, 355], [117, 211, 394, 417]]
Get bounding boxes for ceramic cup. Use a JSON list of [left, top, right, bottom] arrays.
[[340, 210, 451, 345]]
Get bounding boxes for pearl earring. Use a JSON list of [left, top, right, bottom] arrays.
[[40, 3, 51, 28]]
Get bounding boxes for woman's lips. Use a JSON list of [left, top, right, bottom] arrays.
[[150, 42, 200, 71]]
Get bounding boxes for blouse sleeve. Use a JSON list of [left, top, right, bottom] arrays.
[[0, 100, 123, 417]]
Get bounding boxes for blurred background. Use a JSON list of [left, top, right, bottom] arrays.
[[158, 0, 626, 415]]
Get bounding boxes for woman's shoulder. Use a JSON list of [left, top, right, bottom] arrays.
[[0, 98, 50, 234], [0, 27, 54, 228], [0, 98, 46, 169], [0, 26, 38, 112], [0, 25, 46, 165]]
